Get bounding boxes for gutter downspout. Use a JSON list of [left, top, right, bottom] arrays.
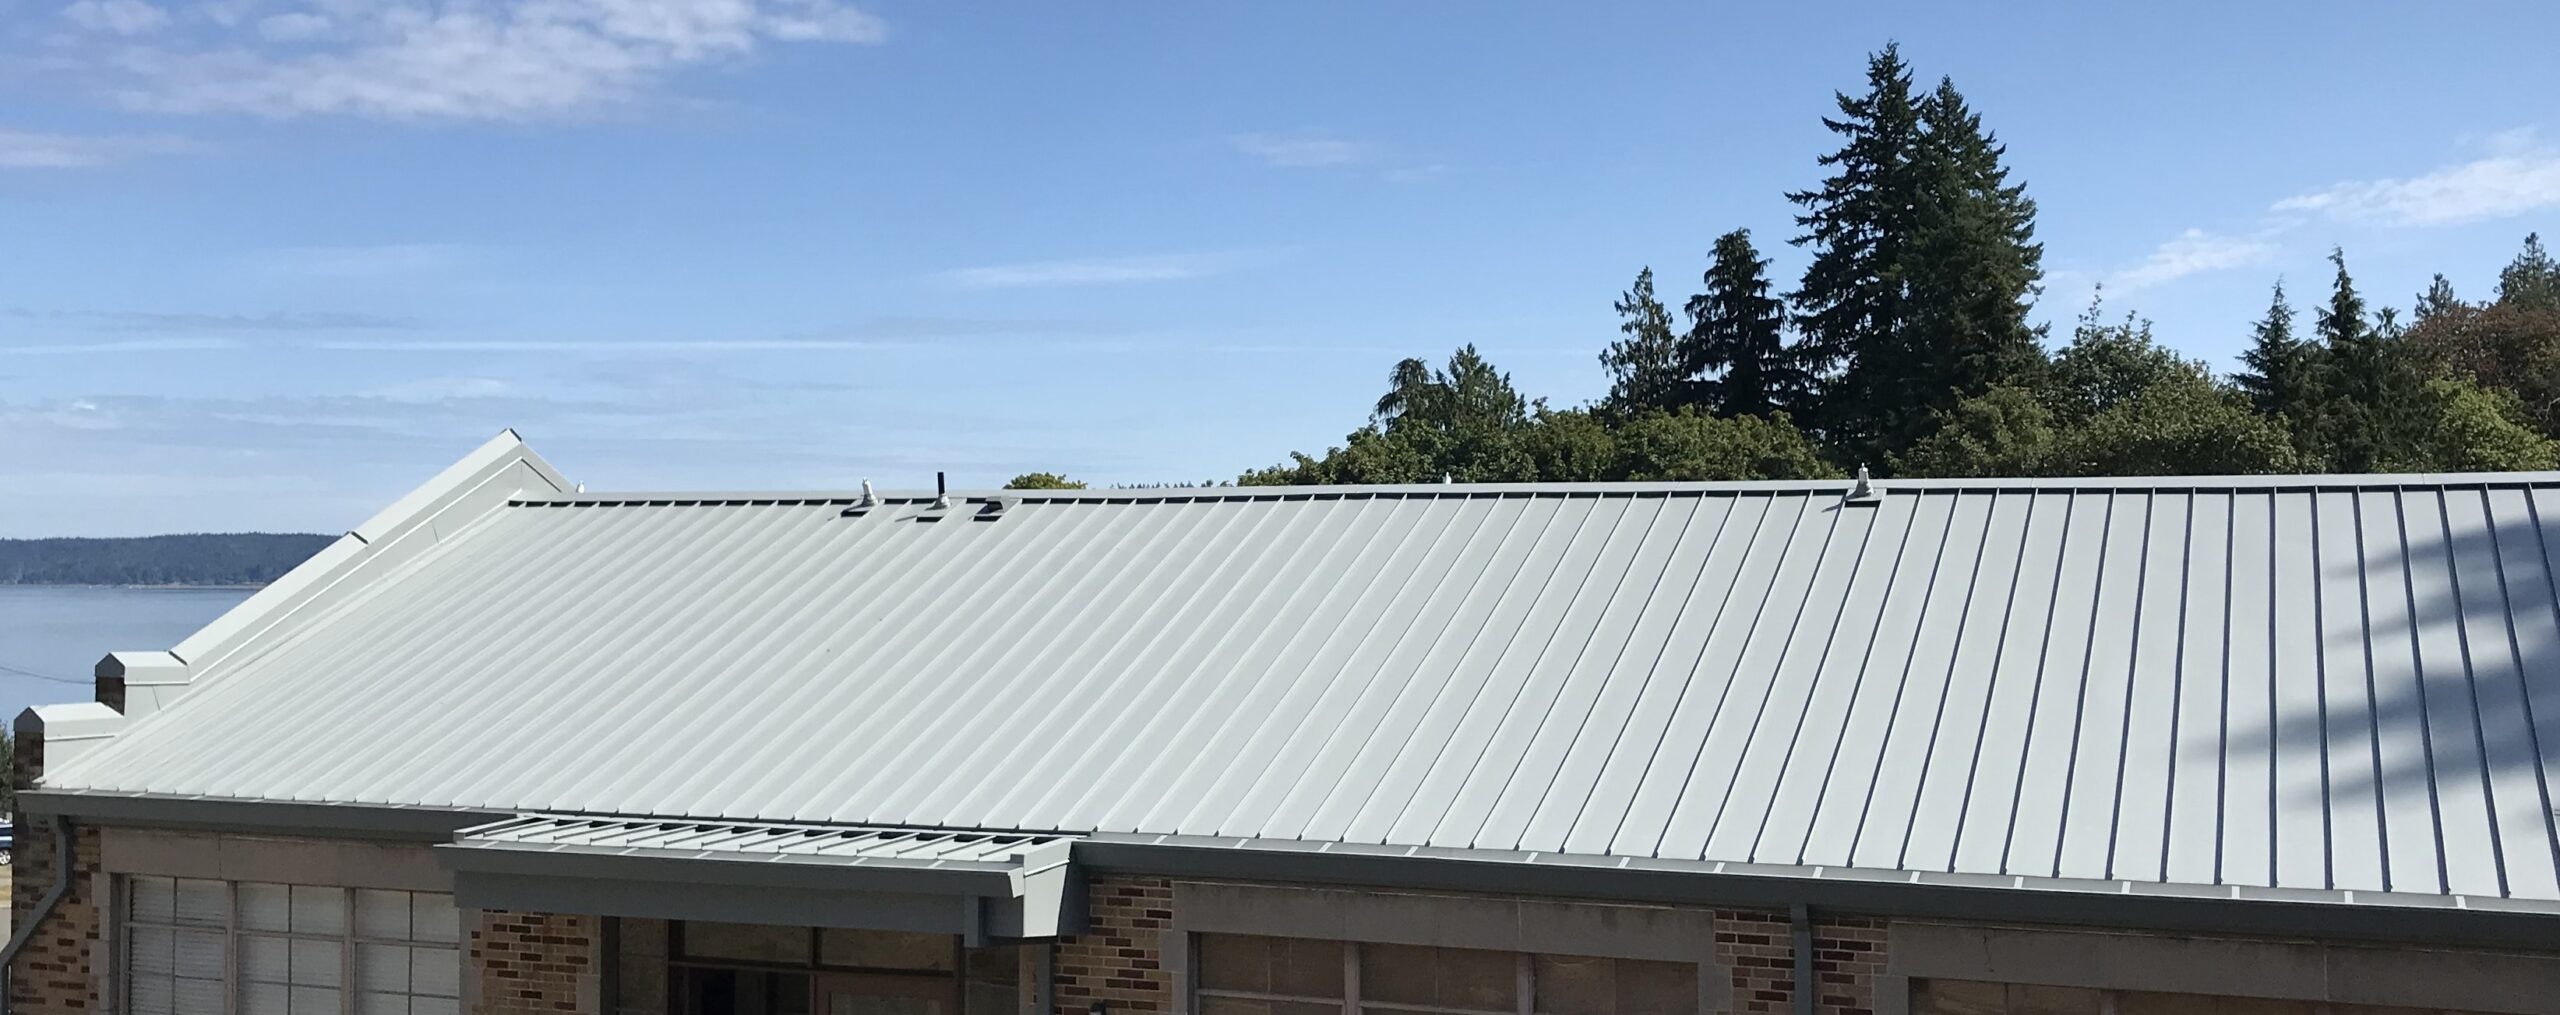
[[1, 815, 79, 1009], [1790, 902, 1814, 1015]]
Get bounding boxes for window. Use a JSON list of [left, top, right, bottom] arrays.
[[667, 922, 1017, 1015], [1910, 979, 2496, 1015], [122, 876, 462, 1015], [1195, 935, 1698, 1015]]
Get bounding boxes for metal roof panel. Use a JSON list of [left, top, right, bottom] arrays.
[[39, 466, 2560, 905]]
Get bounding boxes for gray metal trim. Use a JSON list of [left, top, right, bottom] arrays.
[[17, 790, 504, 841], [520, 470, 2560, 504], [451, 870, 1016, 935], [435, 840, 1023, 896], [1074, 839, 2560, 952]]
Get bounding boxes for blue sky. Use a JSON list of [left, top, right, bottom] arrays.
[[3, 1, 2558, 536]]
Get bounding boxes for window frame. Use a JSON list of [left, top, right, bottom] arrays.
[[115, 874, 464, 1015], [1170, 882, 1725, 1015]]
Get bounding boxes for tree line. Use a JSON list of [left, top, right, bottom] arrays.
[[0, 533, 334, 586], [1222, 44, 2560, 487]]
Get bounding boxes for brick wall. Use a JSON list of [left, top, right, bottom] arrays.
[[10, 729, 106, 1015], [1715, 909, 1796, 1014], [1811, 916, 1887, 1015], [471, 910, 602, 1014], [1054, 877, 1173, 1015]]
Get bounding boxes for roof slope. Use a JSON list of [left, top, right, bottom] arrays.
[[42, 475, 2560, 902]]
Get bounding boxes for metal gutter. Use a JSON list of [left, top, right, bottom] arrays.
[[16, 789, 504, 842], [32, 790, 2560, 951], [0, 816, 77, 1004], [1069, 838, 2560, 953]]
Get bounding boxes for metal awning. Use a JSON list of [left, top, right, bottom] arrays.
[[436, 816, 1084, 942]]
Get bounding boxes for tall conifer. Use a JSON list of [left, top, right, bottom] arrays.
[[1684, 229, 1806, 418]]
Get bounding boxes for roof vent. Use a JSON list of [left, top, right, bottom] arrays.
[[840, 479, 879, 517], [932, 471, 952, 511], [1845, 465, 1883, 506]]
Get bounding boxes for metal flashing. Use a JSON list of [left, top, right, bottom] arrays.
[[31, 431, 573, 744], [440, 815, 1086, 940]]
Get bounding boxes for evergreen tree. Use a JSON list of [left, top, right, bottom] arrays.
[[1788, 43, 1926, 445], [2416, 273, 2461, 324], [1600, 267, 1686, 415], [2314, 249, 2426, 471], [1684, 229, 1806, 418], [2499, 233, 2560, 312], [2234, 280, 2318, 420], [1788, 47, 2045, 464], [1902, 76, 2047, 408]]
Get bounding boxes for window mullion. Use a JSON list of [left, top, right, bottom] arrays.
[[1513, 954, 1531, 1015], [342, 885, 357, 1015], [1343, 940, 1361, 1015], [224, 881, 239, 1015]]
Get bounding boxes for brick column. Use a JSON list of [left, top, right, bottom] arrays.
[[471, 910, 603, 1014], [9, 729, 107, 1014], [1054, 877, 1172, 1015]]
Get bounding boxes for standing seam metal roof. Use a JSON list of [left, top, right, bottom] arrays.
[[40, 474, 2560, 904]]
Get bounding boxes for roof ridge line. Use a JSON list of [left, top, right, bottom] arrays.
[[31, 430, 572, 775]]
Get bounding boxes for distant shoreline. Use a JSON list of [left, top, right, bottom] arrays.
[[0, 584, 267, 590]]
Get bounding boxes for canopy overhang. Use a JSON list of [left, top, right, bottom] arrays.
[[435, 816, 1085, 943]]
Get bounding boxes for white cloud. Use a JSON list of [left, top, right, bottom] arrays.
[[2108, 228, 2279, 292], [1228, 132, 1369, 168], [256, 11, 330, 41], [62, 0, 171, 35], [50, 0, 887, 121], [251, 243, 467, 277], [362, 376, 515, 402], [2272, 136, 2560, 227], [0, 338, 240, 356], [0, 129, 196, 168], [936, 253, 1243, 289]]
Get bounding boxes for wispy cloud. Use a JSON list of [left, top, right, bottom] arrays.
[[250, 243, 467, 278], [935, 252, 1249, 289], [8, 308, 412, 331], [0, 338, 241, 356], [2107, 228, 2280, 292], [0, 129, 197, 168], [1228, 132, 1370, 168], [45, 0, 887, 121], [2273, 129, 2560, 227], [62, 0, 171, 35], [311, 337, 913, 352]]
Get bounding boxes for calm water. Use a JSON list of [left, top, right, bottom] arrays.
[[0, 586, 255, 720]]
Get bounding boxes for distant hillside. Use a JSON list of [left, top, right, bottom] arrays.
[[0, 533, 333, 586]]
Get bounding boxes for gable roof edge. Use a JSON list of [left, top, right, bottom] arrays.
[[103, 429, 571, 721]]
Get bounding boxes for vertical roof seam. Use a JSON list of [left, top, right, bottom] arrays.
[[2101, 492, 2160, 880], [1781, 492, 1930, 866], [1629, 494, 1815, 859], [2439, 487, 2512, 896], [2499, 489, 2560, 883], [1695, 495, 1859, 854]]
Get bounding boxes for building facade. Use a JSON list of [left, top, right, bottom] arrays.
[[12, 433, 2560, 1014]]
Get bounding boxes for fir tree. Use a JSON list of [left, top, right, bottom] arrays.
[[2499, 232, 2560, 312], [2234, 280, 2317, 420], [2416, 273, 2462, 324], [2315, 248, 2424, 471], [1902, 76, 2047, 409], [1788, 43, 1926, 445], [1684, 229, 1806, 418], [1600, 267, 1686, 415]]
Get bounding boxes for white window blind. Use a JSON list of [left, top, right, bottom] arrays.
[[122, 876, 463, 1015]]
